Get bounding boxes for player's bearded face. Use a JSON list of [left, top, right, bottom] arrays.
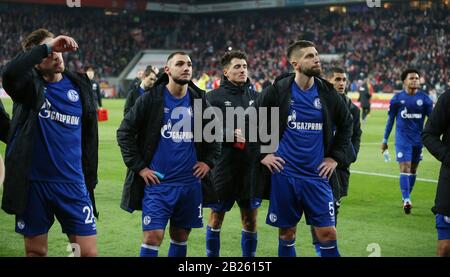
[[302, 64, 322, 77], [166, 54, 192, 85], [295, 47, 321, 77]]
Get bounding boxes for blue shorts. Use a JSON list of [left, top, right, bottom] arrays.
[[142, 182, 203, 231], [15, 182, 97, 237], [208, 198, 261, 213], [436, 214, 450, 240], [266, 173, 335, 228], [395, 144, 423, 163]]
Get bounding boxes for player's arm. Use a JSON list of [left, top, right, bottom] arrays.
[[422, 91, 450, 167], [1, 45, 47, 105], [96, 84, 102, 108], [351, 106, 362, 158], [205, 91, 226, 143], [2, 36, 77, 105], [253, 84, 279, 162], [424, 94, 434, 117], [117, 93, 150, 173], [381, 96, 398, 152], [195, 93, 221, 178], [329, 91, 353, 166], [123, 86, 140, 116]]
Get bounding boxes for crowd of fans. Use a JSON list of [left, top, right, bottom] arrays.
[[0, 2, 448, 94]]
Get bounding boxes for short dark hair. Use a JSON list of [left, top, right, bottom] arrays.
[[327, 67, 346, 78], [220, 50, 248, 68], [401, 68, 420, 82], [167, 51, 189, 63], [143, 65, 155, 77], [286, 40, 316, 60], [21, 28, 54, 51]]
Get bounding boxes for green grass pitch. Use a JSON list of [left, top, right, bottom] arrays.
[[0, 98, 440, 257]]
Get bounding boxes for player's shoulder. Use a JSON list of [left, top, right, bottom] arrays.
[[391, 91, 402, 101], [415, 91, 433, 104], [205, 87, 222, 102], [417, 90, 431, 98]]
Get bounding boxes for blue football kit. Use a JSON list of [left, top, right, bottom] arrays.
[[383, 90, 433, 203], [266, 82, 335, 229], [16, 75, 96, 237], [384, 91, 433, 163], [141, 88, 203, 231]]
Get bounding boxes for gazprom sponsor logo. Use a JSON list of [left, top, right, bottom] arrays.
[[400, 107, 422, 119], [38, 99, 80, 126], [287, 110, 323, 131], [161, 119, 193, 140]]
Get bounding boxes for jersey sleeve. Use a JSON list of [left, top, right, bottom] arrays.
[[424, 94, 434, 117]]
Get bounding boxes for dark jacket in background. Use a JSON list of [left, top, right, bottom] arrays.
[[340, 94, 362, 167], [91, 80, 102, 109], [422, 89, 450, 216], [117, 73, 220, 212], [0, 99, 10, 143], [336, 94, 362, 198], [1, 44, 99, 216], [206, 77, 260, 203], [253, 73, 353, 200], [358, 83, 371, 109], [123, 82, 146, 116]]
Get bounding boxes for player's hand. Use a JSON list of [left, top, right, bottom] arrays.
[[138, 168, 160, 185], [234, 129, 246, 143], [193, 162, 210, 179], [381, 143, 388, 153], [318, 157, 337, 179], [47, 35, 79, 53], [261, 154, 285, 174]]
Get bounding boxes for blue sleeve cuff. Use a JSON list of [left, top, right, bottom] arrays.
[[382, 138, 388, 144]]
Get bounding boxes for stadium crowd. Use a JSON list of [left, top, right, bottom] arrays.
[[0, 2, 448, 94]]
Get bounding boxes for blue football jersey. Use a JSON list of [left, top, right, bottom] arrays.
[[30, 75, 84, 183], [276, 82, 324, 179], [388, 91, 433, 146], [149, 88, 198, 184]]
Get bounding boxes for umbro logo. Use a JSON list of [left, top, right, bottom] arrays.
[[224, 101, 232, 106]]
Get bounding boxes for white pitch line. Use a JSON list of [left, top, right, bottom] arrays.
[[350, 170, 438, 183]]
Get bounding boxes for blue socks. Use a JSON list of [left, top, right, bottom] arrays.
[[141, 241, 187, 257], [206, 226, 258, 257], [168, 240, 187, 257], [206, 226, 221, 257], [319, 240, 340, 257], [278, 238, 296, 257], [409, 174, 416, 194], [314, 243, 322, 257], [400, 173, 411, 200], [241, 230, 257, 257], [140, 244, 158, 257]]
